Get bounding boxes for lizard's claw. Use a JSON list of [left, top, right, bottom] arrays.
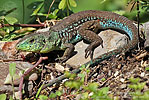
[[85, 47, 93, 60], [85, 42, 103, 60]]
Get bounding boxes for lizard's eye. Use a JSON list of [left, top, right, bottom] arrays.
[[43, 39, 46, 43], [48, 37, 51, 40], [29, 39, 35, 43]]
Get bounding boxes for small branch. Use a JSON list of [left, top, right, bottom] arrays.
[[30, 68, 81, 97], [46, 0, 56, 19], [137, 0, 141, 48], [41, 68, 80, 90], [0, 24, 45, 28]]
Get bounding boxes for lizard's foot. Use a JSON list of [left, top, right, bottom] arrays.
[[85, 43, 104, 60], [85, 46, 94, 60]]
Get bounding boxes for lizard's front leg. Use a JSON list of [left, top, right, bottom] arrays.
[[58, 43, 75, 62], [79, 20, 103, 60]]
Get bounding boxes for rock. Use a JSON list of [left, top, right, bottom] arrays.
[[28, 73, 38, 81], [0, 61, 34, 94], [142, 22, 149, 47], [66, 30, 128, 66], [55, 63, 65, 72], [120, 78, 125, 83], [140, 72, 145, 77], [120, 84, 127, 89], [114, 70, 119, 77]]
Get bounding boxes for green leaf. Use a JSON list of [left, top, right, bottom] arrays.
[[80, 65, 85, 70], [14, 27, 36, 33], [36, 84, 44, 98], [45, 9, 59, 19], [50, 9, 59, 19], [69, 0, 77, 7], [88, 82, 99, 92], [5, 16, 18, 25], [24, 98, 29, 100], [71, 81, 82, 89], [101, 78, 106, 81], [31, 2, 44, 16], [86, 69, 90, 73], [0, 0, 44, 23], [64, 71, 76, 79], [65, 81, 82, 89], [56, 91, 62, 96], [91, 87, 110, 99], [9, 63, 16, 77], [82, 92, 89, 99], [142, 91, 149, 99], [78, 73, 85, 82], [59, 0, 66, 10], [84, 82, 99, 92], [39, 95, 48, 100], [67, 0, 71, 10], [49, 92, 57, 98], [0, 94, 6, 100], [2, 33, 25, 41], [52, 9, 59, 15], [128, 84, 138, 90], [137, 82, 145, 90], [9, 95, 13, 100], [145, 67, 149, 71], [1, 26, 14, 34], [78, 73, 85, 78], [129, 77, 140, 84], [99, 87, 109, 94], [113, 10, 126, 15], [4, 73, 20, 84]]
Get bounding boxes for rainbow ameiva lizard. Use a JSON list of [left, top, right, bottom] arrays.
[[16, 10, 138, 99]]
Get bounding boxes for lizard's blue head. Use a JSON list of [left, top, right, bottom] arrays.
[[16, 33, 47, 52]]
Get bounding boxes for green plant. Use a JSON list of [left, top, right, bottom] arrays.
[[59, 0, 77, 15], [145, 66, 149, 71], [9, 63, 16, 99], [0, 94, 6, 100], [128, 77, 149, 100], [48, 64, 112, 100], [139, 0, 149, 12]]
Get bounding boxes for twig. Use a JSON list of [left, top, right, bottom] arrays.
[[30, 68, 81, 97], [46, 0, 56, 19], [137, 0, 141, 49], [31, 54, 110, 96], [0, 24, 45, 28], [41, 68, 81, 90], [19, 57, 48, 100]]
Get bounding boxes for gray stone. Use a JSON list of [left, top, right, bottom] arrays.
[[66, 30, 128, 66]]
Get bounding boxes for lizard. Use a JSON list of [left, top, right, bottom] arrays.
[[16, 10, 138, 99]]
